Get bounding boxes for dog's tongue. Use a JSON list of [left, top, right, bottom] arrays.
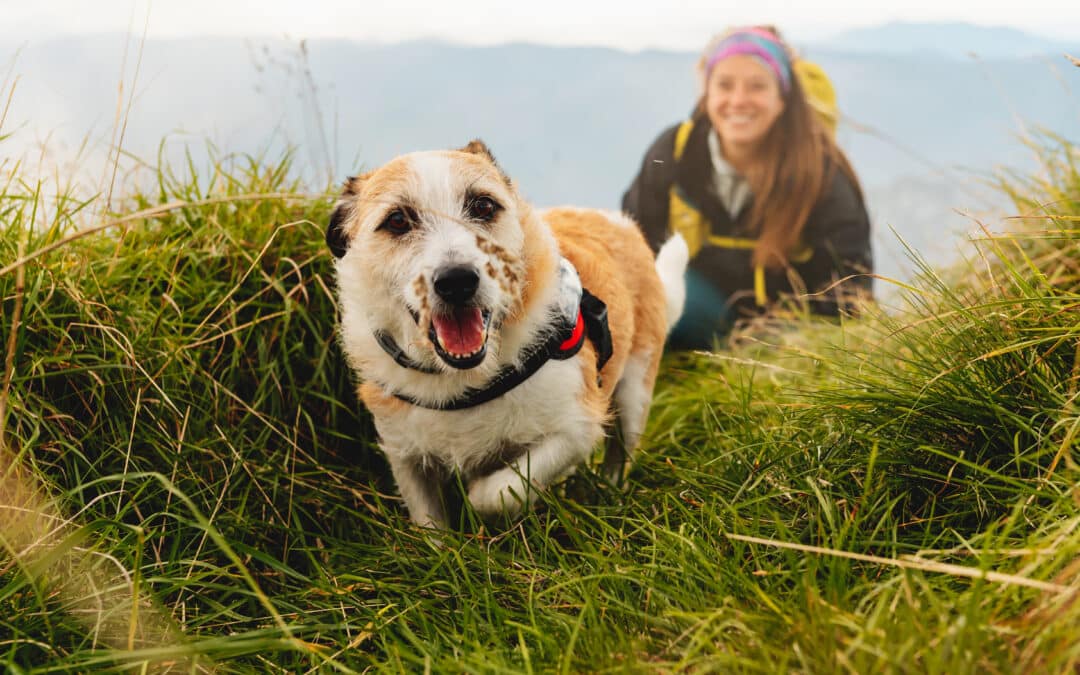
[[432, 307, 485, 356]]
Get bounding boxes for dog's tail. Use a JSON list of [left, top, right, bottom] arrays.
[[655, 233, 689, 332]]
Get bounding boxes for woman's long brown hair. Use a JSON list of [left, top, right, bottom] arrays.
[[693, 28, 863, 269]]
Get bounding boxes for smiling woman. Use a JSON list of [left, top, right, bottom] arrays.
[[622, 25, 874, 350]]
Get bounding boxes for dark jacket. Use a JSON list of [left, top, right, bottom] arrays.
[[623, 119, 873, 319]]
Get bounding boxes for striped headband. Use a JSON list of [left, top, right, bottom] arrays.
[[704, 28, 793, 93]]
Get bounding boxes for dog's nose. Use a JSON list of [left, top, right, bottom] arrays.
[[433, 265, 480, 305]]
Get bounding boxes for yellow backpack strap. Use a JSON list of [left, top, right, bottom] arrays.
[[668, 120, 709, 257], [749, 244, 815, 308], [669, 188, 707, 258], [673, 119, 694, 161], [753, 266, 767, 307], [794, 60, 837, 137]]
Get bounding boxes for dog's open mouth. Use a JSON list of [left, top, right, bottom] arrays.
[[429, 307, 491, 369]]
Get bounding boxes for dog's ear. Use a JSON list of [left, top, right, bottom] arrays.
[[459, 139, 497, 163], [341, 174, 365, 197], [459, 139, 512, 188], [326, 201, 351, 259], [326, 174, 365, 259]]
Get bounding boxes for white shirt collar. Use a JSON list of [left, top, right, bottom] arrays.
[[707, 129, 752, 219]]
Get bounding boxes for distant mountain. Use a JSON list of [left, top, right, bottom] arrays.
[[2, 23, 1078, 283], [819, 21, 1078, 60]]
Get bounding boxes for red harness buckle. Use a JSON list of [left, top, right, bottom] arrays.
[[558, 311, 585, 353]]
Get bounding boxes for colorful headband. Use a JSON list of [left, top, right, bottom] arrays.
[[704, 28, 793, 93]]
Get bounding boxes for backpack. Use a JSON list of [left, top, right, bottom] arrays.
[[794, 60, 838, 136]]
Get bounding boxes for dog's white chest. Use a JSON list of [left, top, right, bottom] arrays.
[[374, 356, 590, 473]]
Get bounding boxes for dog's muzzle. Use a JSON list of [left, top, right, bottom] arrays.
[[428, 265, 490, 369], [433, 265, 480, 306]]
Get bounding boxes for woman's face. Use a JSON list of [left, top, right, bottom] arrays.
[[705, 55, 785, 156]]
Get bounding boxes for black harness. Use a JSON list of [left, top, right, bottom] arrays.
[[376, 289, 613, 411]]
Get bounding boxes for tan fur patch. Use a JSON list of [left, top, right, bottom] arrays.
[[514, 204, 557, 323], [574, 342, 612, 424], [413, 275, 433, 348], [476, 233, 525, 316], [359, 381, 408, 416]]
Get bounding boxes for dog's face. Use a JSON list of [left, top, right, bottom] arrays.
[[328, 141, 529, 371]]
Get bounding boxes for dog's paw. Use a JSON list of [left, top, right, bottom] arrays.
[[467, 469, 534, 518]]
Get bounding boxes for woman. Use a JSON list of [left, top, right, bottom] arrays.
[[623, 26, 872, 349]]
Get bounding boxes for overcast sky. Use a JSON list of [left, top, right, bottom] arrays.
[[3, 0, 1079, 49]]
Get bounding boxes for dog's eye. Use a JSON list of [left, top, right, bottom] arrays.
[[466, 195, 501, 223], [379, 208, 414, 236]]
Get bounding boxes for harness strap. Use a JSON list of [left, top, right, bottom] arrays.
[[374, 330, 441, 374]]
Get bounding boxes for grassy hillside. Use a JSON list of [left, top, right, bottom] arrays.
[[1, 136, 1079, 672]]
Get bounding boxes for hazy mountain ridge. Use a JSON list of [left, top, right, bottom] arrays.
[[821, 21, 1080, 60], [3, 23, 1078, 280]]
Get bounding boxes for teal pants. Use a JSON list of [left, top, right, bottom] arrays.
[[667, 269, 731, 351]]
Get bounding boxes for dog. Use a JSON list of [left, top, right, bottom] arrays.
[[326, 140, 688, 529]]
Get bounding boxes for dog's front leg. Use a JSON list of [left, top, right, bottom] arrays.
[[386, 452, 448, 530], [467, 430, 598, 518]]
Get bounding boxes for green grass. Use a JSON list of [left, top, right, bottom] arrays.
[[2, 136, 1080, 673]]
